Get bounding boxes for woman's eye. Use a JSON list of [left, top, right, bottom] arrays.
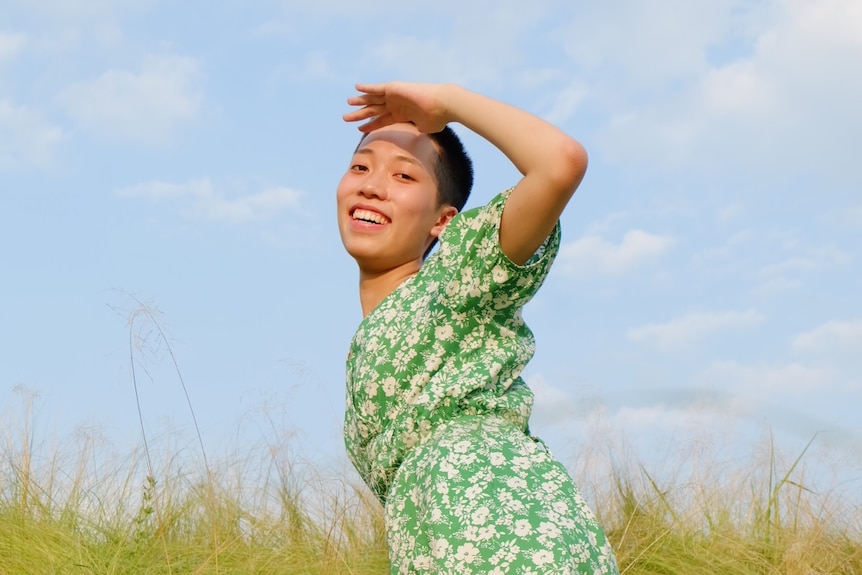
[[396, 173, 414, 181], [351, 164, 368, 172]]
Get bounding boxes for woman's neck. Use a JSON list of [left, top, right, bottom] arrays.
[[358, 261, 422, 317]]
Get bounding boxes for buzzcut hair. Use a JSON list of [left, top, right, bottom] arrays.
[[426, 126, 473, 212]]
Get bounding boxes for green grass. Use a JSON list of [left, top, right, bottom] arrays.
[[2, 404, 860, 575]]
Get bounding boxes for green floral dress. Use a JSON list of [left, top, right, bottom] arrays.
[[344, 189, 619, 574]]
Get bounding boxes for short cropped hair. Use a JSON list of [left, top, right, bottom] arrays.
[[427, 126, 473, 212], [424, 126, 473, 257]]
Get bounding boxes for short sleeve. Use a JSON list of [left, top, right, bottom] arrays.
[[429, 188, 560, 312]]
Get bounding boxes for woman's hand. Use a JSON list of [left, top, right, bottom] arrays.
[[343, 82, 454, 134]]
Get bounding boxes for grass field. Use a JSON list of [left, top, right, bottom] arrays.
[[2, 395, 860, 575]]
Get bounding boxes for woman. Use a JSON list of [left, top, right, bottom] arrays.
[[337, 81, 619, 575]]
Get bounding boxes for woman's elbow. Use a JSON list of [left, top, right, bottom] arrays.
[[551, 136, 588, 191]]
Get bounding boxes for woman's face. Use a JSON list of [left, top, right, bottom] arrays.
[[336, 123, 454, 273]]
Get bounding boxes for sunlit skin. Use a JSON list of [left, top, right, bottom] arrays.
[[336, 123, 458, 316], [338, 81, 587, 317]]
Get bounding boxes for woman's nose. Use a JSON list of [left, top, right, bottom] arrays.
[[358, 171, 387, 199]]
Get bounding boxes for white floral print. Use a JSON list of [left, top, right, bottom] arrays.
[[344, 189, 619, 574]]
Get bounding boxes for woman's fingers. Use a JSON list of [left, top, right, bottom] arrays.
[[356, 113, 396, 133], [343, 104, 389, 123], [347, 94, 386, 107], [354, 82, 387, 95], [343, 104, 400, 133], [344, 82, 444, 131], [344, 88, 393, 129]]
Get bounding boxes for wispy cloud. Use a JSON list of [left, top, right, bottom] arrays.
[[265, 50, 339, 93], [528, 374, 604, 425], [358, 4, 549, 87], [579, 0, 862, 183], [11, 0, 154, 21], [790, 320, 862, 389], [60, 54, 203, 142], [793, 319, 862, 353], [698, 360, 836, 396], [557, 229, 674, 279], [847, 205, 862, 226], [560, 0, 734, 86], [0, 100, 64, 169], [116, 179, 306, 225], [0, 33, 27, 65], [755, 244, 851, 294], [529, 372, 749, 436], [365, 35, 502, 86], [261, 2, 553, 90], [542, 81, 588, 125], [627, 309, 764, 352], [689, 231, 753, 276]]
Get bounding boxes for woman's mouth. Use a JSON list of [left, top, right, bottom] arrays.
[[351, 208, 390, 225]]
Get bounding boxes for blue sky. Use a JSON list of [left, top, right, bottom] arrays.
[[2, 0, 861, 497]]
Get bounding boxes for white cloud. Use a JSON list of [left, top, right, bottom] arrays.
[[265, 50, 339, 92], [793, 319, 862, 353], [714, 203, 745, 226], [759, 257, 816, 277], [357, 4, 549, 87], [560, 0, 738, 86], [788, 321, 862, 391], [557, 229, 674, 279], [0, 100, 64, 169], [527, 373, 745, 440], [606, 404, 750, 443], [60, 55, 203, 142], [756, 245, 851, 294], [542, 81, 588, 125], [364, 35, 500, 87], [627, 310, 764, 352], [528, 374, 602, 425], [10, 0, 154, 20], [698, 360, 835, 396], [116, 179, 305, 225], [524, 374, 770, 483], [700, 59, 773, 115], [690, 231, 754, 277], [0, 33, 26, 65], [583, 0, 862, 183], [262, 1, 552, 90]]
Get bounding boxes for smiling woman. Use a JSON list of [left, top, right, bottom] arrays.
[[335, 81, 616, 575], [337, 122, 459, 297], [4, 0, 861, 571]]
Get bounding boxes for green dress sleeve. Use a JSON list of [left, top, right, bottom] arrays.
[[433, 187, 561, 313]]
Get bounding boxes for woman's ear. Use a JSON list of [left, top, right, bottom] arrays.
[[430, 205, 458, 238]]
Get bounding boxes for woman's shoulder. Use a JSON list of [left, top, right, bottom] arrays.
[[438, 188, 512, 246]]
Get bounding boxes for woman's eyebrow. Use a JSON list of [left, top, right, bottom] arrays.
[[393, 153, 422, 166], [355, 147, 423, 167]]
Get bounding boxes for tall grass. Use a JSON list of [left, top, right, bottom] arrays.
[[3, 299, 859, 573], [599, 435, 862, 575], [1, 390, 389, 574], [2, 398, 860, 574]]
